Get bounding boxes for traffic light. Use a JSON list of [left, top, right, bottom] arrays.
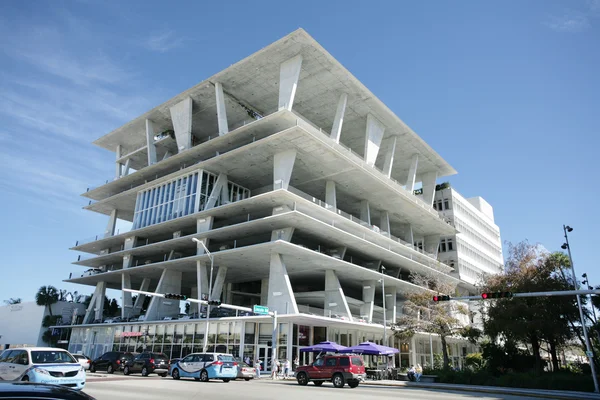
[[481, 292, 512, 299], [433, 295, 451, 302], [164, 293, 188, 300], [207, 300, 221, 306]]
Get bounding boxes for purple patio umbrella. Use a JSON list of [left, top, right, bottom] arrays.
[[339, 341, 399, 356], [299, 341, 348, 353]]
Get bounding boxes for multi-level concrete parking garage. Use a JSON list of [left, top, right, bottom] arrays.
[[61, 29, 496, 370]]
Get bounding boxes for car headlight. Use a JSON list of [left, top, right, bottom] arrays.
[[33, 368, 50, 375]]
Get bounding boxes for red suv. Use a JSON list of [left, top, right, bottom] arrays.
[[295, 355, 366, 388]]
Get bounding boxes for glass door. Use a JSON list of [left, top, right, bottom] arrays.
[[257, 345, 272, 372]]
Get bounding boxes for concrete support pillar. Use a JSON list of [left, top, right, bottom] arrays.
[[211, 266, 228, 300], [421, 171, 438, 206], [364, 113, 386, 166], [122, 273, 133, 319], [399, 224, 414, 247], [123, 236, 137, 251], [115, 145, 122, 179], [382, 136, 397, 178], [360, 200, 371, 225], [278, 55, 303, 111], [271, 227, 295, 242], [405, 154, 419, 192], [273, 150, 296, 190], [215, 82, 229, 135], [325, 181, 337, 209], [83, 281, 106, 324], [145, 119, 157, 166], [360, 281, 376, 323], [380, 211, 391, 235], [424, 234, 441, 259], [330, 246, 346, 259], [146, 269, 182, 321], [132, 278, 151, 315], [197, 217, 214, 235], [196, 261, 209, 301], [260, 278, 269, 306], [225, 283, 233, 305], [104, 209, 118, 238], [385, 286, 397, 324], [324, 270, 353, 321], [267, 253, 298, 314], [330, 93, 348, 143], [190, 286, 199, 314], [204, 174, 228, 210], [169, 97, 193, 152]]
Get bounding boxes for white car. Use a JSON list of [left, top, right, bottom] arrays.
[[0, 347, 86, 390], [72, 354, 91, 370]]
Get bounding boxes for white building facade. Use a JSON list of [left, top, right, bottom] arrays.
[[62, 29, 487, 369]]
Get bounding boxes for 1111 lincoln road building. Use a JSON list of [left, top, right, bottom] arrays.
[[60, 29, 503, 370]]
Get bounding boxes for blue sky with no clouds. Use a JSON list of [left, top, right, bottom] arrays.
[[0, 0, 598, 302]]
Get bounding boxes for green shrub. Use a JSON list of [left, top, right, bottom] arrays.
[[465, 353, 484, 371], [42, 315, 61, 328]]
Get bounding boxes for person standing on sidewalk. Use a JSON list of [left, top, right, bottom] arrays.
[[415, 364, 423, 382], [283, 359, 290, 378], [255, 359, 262, 379]]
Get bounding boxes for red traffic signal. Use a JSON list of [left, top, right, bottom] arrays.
[[433, 295, 451, 302], [481, 292, 512, 299]]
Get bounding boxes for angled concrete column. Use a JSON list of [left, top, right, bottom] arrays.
[[169, 97, 193, 152], [363, 260, 382, 272], [399, 223, 414, 247], [123, 236, 137, 251], [360, 281, 376, 323], [104, 209, 118, 238], [146, 269, 182, 320], [163, 151, 171, 161], [385, 286, 397, 324], [122, 273, 133, 319], [197, 217, 214, 235], [204, 174, 229, 210], [278, 55, 303, 111], [83, 282, 106, 324], [325, 181, 337, 209], [382, 136, 397, 178], [330, 246, 346, 259], [405, 154, 419, 192], [115, 145, 122, 179], [145, 119, 157, 166], [271, 227, 295, 241], [380, 211, 391, 235], [215, 82, 229, 135], [324, 270, 353, 321], [330, 93, 348, 143], [267, 253, 298, 314], [210, 266, 228, 300], [260, 278, 269, 306], [196, 261, 209, 300], [364, 114, 386, 166], [132, 278, 151, 315], [424, 234, 441, 259], [421, 171, 438, 206], [225, 283, 233, 304], [190, 286, 199, 314], [360, 200, 371, 225], [273, 150, 296, 190]]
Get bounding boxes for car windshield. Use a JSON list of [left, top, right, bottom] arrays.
[[218, 355, 234, 362], [32, 351, 76, 364]]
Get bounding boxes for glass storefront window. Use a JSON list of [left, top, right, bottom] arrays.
[[298, 325, 309, 346], [278, 323, 288, 346], [313, 327, 326, 344], [244, 322, 255, 345]]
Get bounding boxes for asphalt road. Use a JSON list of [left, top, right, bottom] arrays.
[[83, 375, 551, 400]]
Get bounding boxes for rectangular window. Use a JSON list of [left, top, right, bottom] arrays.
[[444, 199, 450, 210]]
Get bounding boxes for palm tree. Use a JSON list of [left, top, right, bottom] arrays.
[[35, 286, 59, 316]]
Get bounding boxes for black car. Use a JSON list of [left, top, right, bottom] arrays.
[[0, 382, 95, 399], [123, 352, 169, 377], [89, 351, 135, 374]]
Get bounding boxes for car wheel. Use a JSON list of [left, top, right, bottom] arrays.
[[200, 370, 209, 382], [297, 372, 308, 386], [314, 381, 323, 386], [21, 375, 29, 382], [141, 367, 149, 377], [244, 378, 250, 381], [223, 378, 230, 383], [172, 368, 180, 380], [123, 366, 130, 375], [89, 364, 96, 373], [332, 373, 345, 388], [348, 380, 359, 388], [107, 365, 114, 374]]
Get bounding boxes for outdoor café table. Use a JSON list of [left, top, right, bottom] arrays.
[[366, 369, 383, 380]]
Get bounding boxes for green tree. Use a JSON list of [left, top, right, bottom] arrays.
[[35, 286, 59, 316], [392, 269, 468, 370]]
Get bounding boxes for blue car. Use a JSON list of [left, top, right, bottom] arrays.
[[170, 352, 237, 382]]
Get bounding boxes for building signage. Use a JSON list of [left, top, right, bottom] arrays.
[[121, 331, 143, 337]]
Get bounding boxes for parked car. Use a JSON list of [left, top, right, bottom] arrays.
[[71, 354, 91, 370], [0, 347, 86, 391], [89, 351, 135, 374], [123, 352, 169, 377], [169, 352, 237, 382], [234, 359, 255, 381], [295, 355, 365, 388], [0, 382, 96, 399], [103, 317, 122, 323]]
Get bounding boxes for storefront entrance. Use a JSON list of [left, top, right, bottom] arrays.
[[257, 345, 272, 372]]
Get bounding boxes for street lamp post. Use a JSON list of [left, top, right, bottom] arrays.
[[562, 225, 599, 393], [193, 238, 214, 353]]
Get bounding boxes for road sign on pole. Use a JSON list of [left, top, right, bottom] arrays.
[[253, 305, 269, 315]]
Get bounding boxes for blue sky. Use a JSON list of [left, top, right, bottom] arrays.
[[0, 0, 598, 303]]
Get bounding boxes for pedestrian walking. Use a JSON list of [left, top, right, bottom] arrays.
[[415, 364, 423, 382], [255, 359, 262, 379], [283, 359, 290, 378], [271, 358, 279, 380]]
